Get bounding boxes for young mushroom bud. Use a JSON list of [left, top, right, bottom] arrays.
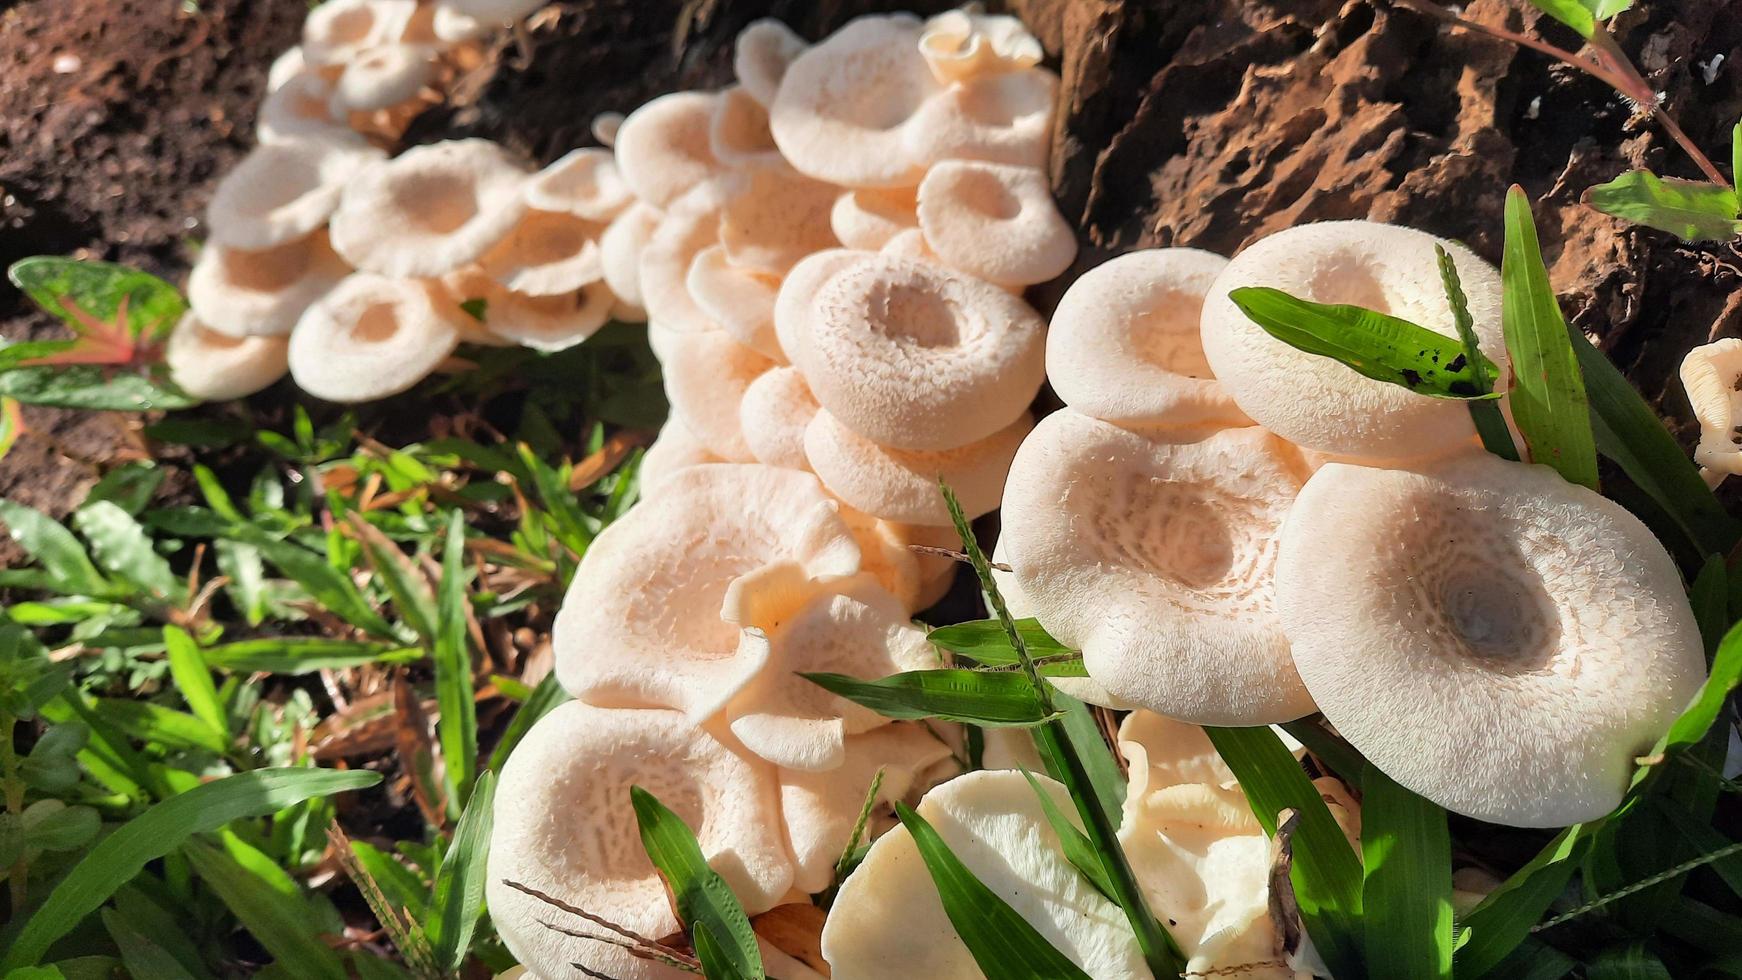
[[287, 273, 462, 402], [915, 160, 1075, 287], [186, 230, 351, 337], [206, 140, 385, 250], [1277, 451, 1706, 827], [164, 314, 289, 401], [613, 91, 726, 208], [804, 409, 1032, 526], [918, 8, 1045, 84], [1679, 338, 1742, 481]]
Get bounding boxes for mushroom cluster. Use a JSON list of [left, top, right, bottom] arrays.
[[1000, 221, 1707, 828], [168, 0, 638, 402]]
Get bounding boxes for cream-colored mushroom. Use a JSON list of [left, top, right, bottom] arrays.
[[613, 91, 725, 208], [524, 148, 632, 221], [591, 110, 625, 148], [639, 418, 725, 496], [687, 245, 783, 359], [206, 140, 385, 250], [1199, 220, 1507, 460], [805, 409, 1032, 526], [186, 230, 351, 337], [328, 43, 435, 114], [772, 248, 862, 367], [444, 269, 614, 351], [719, 170, 842, 276], [475, 210, 605, 296], [445, 0, 546, 24], [164, 314, 289, 401], [902, 67, 1057, 172], [329, 138, 530, 277], [427, 1, 492, 43], [662, 329, 776, 461], [599, 201, 663, 312], [999, 409, 1315, 725], [638, 182, 729, 334], [735, 18, 809, 107], [740, 365, 818, 469], [710, 85, 789, 170], [990, 536, 1133, 710], [1679, 338, 1742, 482], [301, 0, 418, 65], [831, 186, 919, 251], [849, 514, 961, 614], [1047, 248, 1249, 428], [918, 7, 1045, 83], [916, 160, 1075, 287], [287, 273, 461, 402], [486, 702, 794, 980], [1276, 451, 1706, 827], [256, 72, 354, 146]]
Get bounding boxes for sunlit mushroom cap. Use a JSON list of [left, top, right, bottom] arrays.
[[663, 330, 777, 461], [329, 139, 530, 278], [1200, 220, 1507, 459], [446, 0, 546, 23], [267, 45, 314, 92], [426, 1, 491, 42], [1000, 409, 1315, 725], [916, 161, 1074, 287], [1680, 338, 1742, 476], [525, 148, 632, 221], [165, 314, 288, 401], [902, 68, 1056, 173], [638, 182, 729, 334], [990, 536, 1132, 710], [735, 18, 809, 107], [740, 365, 818, 470], [688, 245, 783, 359], [772, 248, 863, 367], [554, 464, 862, 719], [207, 140, 385, 250], [187, 230, 351, 338], [600, 202, 663, 311], [287, 273, 461, 402], [1278, 452, 1705, 826], [788, 252, 1046, 450], [257, 72, 354, 146], [486, 702, 793, 980], [329, 44, 435, 113], [614, 91, 726, 209], [639, 418, 725, 495], [445, 269, 614, 351], [302, 0, 417, 65], [476, 210, 606, 296], [831, 186, 919, 251], [820, 769, 1148, 979], [1048, 248, 1249, 428], [851, 514, 960, 614], [805, 409, 1032, 526], [719, 170, 841, 276], [709, 86, 788, 170], [919, 8, 1045, 83]]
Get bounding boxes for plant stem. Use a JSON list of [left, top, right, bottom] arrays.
[[1, 710, 26, 911]]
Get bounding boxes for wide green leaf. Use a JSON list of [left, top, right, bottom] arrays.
[[7, 258, 184, 342], [1018, 768, 1116, 902], [200, 637, 421, 674], [184, 835, 348, 980], [1585, 170, 1742, 241], [1523, 0, 1629, 38], [162, 627, 228, 740], [0, 367, 198, 411], [427, 771, 497, 972], [0, 499, 109, 596], [433, 511, 478, 816], [0, 767, 380, 970], [1360, 765, 1454, 979], [631, 786, 764, 980], [73, 501, 180, 601], [803, 669, 1060, 727]]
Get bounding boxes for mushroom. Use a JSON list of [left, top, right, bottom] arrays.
[[999, 409, 1316, 725], [990, 536, 1133, 710], [915, 160, 1075, 287], [287, 273, 462, 402], [804, 409, 1032, 526], [1199, 220, 1507, 460], [771, 248, 863, 367], [599, 201, 663, 312], [638, 181, 729, 335], [486, 702, 794, 980], [301, 0, 418, 66], [444, 0, 547, 24], [1047, 248, 1250, 429], [553, 463, 862, 720], [1679, 338, 1742, 482], [739, 365, 819, 470], [329, 139, 530, 278], [613, 91, 726, 209], [661, 330, 776, 461], [639, 418, 725, 495], [918, 7, 1045, 84], [819, 769, 1148, 979], [848, 512, 961, 614], [902, 67, 1057, 173], [591, 110, 625, 148], [735, 18, 809, 107], [718, 170, 842, 276], [784, 252, 1047, 451], [206, 140, 385, 250], [328, 43, 436, 115], [186, 229, 351, 337], [443, 269, 614, 352], [476, 210, 606, 296], [687, 245, 783, 359], [524, 148, 632, 222], [710, 85, 789, 170], [164, 314, 289, 401], [426, 2, 492, 43], [256, 72, 354, 146], [830, 186, 919, 251], [1276, 451, 1707, 826]]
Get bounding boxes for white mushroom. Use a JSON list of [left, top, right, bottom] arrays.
[[919, 8, 1045, 83], [902, 67, 1057, 173], [662, 329, 777, 461], [639, 418, 725, 495], [805, 409, 1032, 526], [599, 201, 663, 311], [739, 365, 819, 469], [524, 148, 633, 221], [1277, 451, 1707, 827], [476, 210, 606, 296], [206, 140, 385, 250], [186, 230, 351, 337], [256, 72, 354, 146], [287, 273, 461, 402], [709, 85, 789, 170], [328, 43, 435, 114], [444, 270, 614, 352], [915, 160, 1075, 287], [445, 0, 546, 24], [687, 245, 783, 359], [301, 0, 418, 65], [1679, 338, 1742, 481], [638, 181, 729, 335], [735, 18, 809, 107], [329, 139, 530, 278], [771, 248, 863, 368], [830, 186, 920, 251], [718, 170, 842, 276], [613, 91, 726, 209], [164, 314, 289, 400]]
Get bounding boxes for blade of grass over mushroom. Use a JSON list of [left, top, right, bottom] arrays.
[[1583, 171, 1742, 241], [1435, 244, 1519, 460], [434, 510, 478, 816], [427, 771, 497, 973], [1204, 725, 1365, 977], [894, 801, 1093, 980], [830, 766, 887, 892], [1035, 691, 1126, 820], [1280, 718, 1367, 791], [1227, 286, 1502, 399], [1018, 767, 1117, 903], [487, 673, 570, 771], [630, 786, 765, 980], [802, 669, 1060, 726], [1359, 764, 1454, 980], [1457, 825, 1595, 976], [928, 617, 1073, 659], [1501, 185, 1599, 488]]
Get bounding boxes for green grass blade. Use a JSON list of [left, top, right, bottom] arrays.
[[183, 835, 348, 980], [427, 771, 497, 972], [200, 638, 422, 674], [1034, 691, 1125, 823], [1583, 171, 1742, 241], [802, 669, 1060, 726], [92, 697, 227, 754], [487, 673, 569, 771], [1522, 0, 1598, 36], [238, 528, 399, 638], [830, 766, 887, 890], [1456, 825, 1592, 976], [1501, 186, 1599, 488], [631, 786, 764, 980], [927, 618, 1073, 658], [162, 626, 228, 740], [433, 511, 478, 816], [73, 500, 180, 601], [1585, 943, 1673, 980], [1359, 764, 1454, 979], [348, 514, 440, 643], [0, 767, 380, 970], [894, 801, 1092, 980], [110, 887, 214, 979], [1435, 244, 1519, 460], [101, 907, 203, 980], [0, 499, 110, 596], [1018, 768, 1117, 902]]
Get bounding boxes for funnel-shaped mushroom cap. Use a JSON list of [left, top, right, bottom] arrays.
[[664, 330, 777, 461], [780, 723, 954, 893], [903, 68, 1057, 172], [1680, 338, 1742, 476], [919, 8, 1044, 84], [476, 210, 605, 296], [428, 1, 491, 42], [207, 141, 384, 250], [1277, 452, 1705, 827], [329, 44, 434, 113], [1000, 410, 1315, 725], [287, 273, 461, 402], [1048, 248, 1249, 428], [330, 139, 530, 278], [806, 409, 1031, 526], [487, 702, 793, 980], [769, 15, 939, 188], [554, 464, 861, 718], [302, 0, 417, 65], [614, 91, 725, 209], [188, 230, 351, 338], [789, 252, 1045, 451], [639, 182, 729, 334], [257, 73, 353, 146], [525, 148, 632, 221], [709, 86, 788, 170], [820, 769, 1147, 979], [688, 245, 782, 359], [736, 18, 808, 107], [989, 537, 1133, 710], [165, 314, 289, 400], [740, 365, 818, 469], [447, 272, 614, 351], [772, 248, 862, 366], [600, 202, 663, 310], [447, 0, 546, 23], [831, 186, 919, 251], [916, 161, 1075, 287], [640, 418, 725, 495], [1201, 220, 1507, 459], [720, 170, 841, 276]]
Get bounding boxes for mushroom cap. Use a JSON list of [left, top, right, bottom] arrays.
[[476, 209, 606, 296], [915, 160, 1075, 287], [830, 186, 919, 251], [553, 463, 862, 719], [187, 229, 351, 338], [772, 248, 863, 367], [591, 110, 625, 147], [525, 148, 633, 221], [445, 0, 546, 23], [486, 702, 792, 980], [256, 71, 353, 147], [735, 18, 809, 107], [820, 769, 1147, 979], [1200, 220, 1507, 459], [302, 0, 417, 65], [663, 329, 776, 461], [919, 8, 1045, 84], [719, 170, 842, 276], [788, 252, 1047, 451], [638, 181, 729, 334], [1277, 452, 1706, 827], [206, 140, 384, 250], [164, 314, 289, 401], [805, 409, 1032, 526], [902, 68, 1057, 173], [266, 45, 312, 92], [428, 1, 492, 42], [445, 270, 614, 351], [600, 201, 663, 310], [1047, 248, 1249, 428], [614, 91, 725, 209], [768, 14, 939, 188], [990, 536, 1133, 710], [287, 273, 461, 402], [850, 513, 959, 614], [639, 418, 725, 495], [1680, 338, 1742, 475], [329, 43, 434, 113], [709, 85, 789, 170], [330, 139, 531, 278], [1000, 409, 1315, 725], [740, 365, 818, 469], [687, 245, 783, 359]]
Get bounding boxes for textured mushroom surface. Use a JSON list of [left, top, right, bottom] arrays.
[[831, 186, 920, 251], [639, 419, 725, 495], [735, 18, 808, 107], [688, 245, 783, 359], [329, 43, 432, 112], [903, 68, 1056, 172], [740, 365, 819, 470], [165, 314, 290, 401], [916, 160, 1075, 287], [918, 8, 1044, 83], [806, 409, 1032, 525], [638, 181, 729, 334], [709, 85, 787, 170], [187, 230, 351, 337], [1680, 338, 1742, 477], [475, 209, 606, 296], [1000, 409, 1315, 724], [329, 138, 530, 277], [719, 170, 842, 276], [613, 91, 724, 208], [286, 274, 461, 402], [206, 140, 384, 250], [662, 329, 777, 461], [1277, 452, 1707, 826], [1200, 220, 1506, 460]]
